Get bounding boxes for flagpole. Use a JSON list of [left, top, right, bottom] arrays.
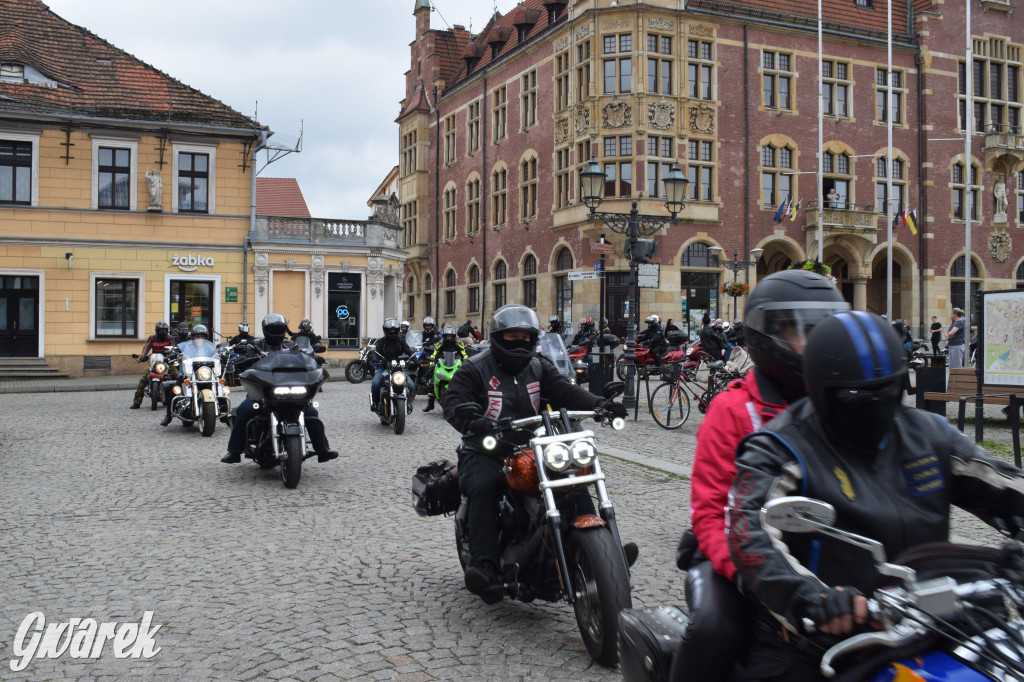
[[964, 0, 973, 327], [886, 0, 894, 321], [817, 0, 824, 262]]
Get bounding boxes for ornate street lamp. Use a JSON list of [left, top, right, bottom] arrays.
[[708, 246, 764, 321], [580, 157, 688, 409]]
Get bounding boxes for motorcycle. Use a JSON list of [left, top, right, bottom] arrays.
[[166, 338, 232, 436], [567, 344, 590, 384], [432, 349, 462, 407], [235, 343, 328, 489], [132, 348, 177, 410], [371, 355, 410, 435], [539, 331, 576, 383], [408, 331, 437, 398], [451, 382, 632, 666], [907, 340, 928, 370], [619, 495, 1024, 682], [615, 332, 689, 381], [345, 337, 380, 384]]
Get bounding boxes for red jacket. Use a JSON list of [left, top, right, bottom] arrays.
[[690, 368, 788, 580]]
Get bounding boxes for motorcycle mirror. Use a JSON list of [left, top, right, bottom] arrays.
[[761, 496, 836, 532], [454, 402, 483, 419], [602, 381, 625, 400]]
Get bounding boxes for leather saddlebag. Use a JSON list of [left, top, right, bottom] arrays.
[[618, 605, 689, 682], [411, 459, 460, 517]]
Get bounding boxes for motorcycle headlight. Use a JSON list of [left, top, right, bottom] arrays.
[[273, 386, 308, 396], [154, 363, 167, 374], [570, 440, 596, 467], [543, 443, 571, 472], [393, 372, 407, 386], [611, 417, 626, 431], [196, 366, 214, 381]]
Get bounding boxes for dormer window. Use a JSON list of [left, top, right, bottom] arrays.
[[0, 63, 25, 81], [543, 0, 567, 23]]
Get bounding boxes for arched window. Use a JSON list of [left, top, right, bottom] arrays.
[[522, 254, 537, 309], [493, 259, 507, 310], [680, 243, 722, 339], [445, 269, 456, 287], [760, 143, 795, 208], [875, 155, 907, 215], [443, 185, 457, 240], [466, 177, 481, 235], [444, 269, 456, 316], [1017, 261, 1024, 289], [424, 273, 432, 317], [520, 156, 538, 219], [553, 247, 573, 321], [468, 265, 480, 313], [823, 148, 851, 209], [950, 255, 981, 312], [555, 246, 574, 270]]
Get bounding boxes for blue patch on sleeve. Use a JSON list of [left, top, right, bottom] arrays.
[[903, 453, 945, 496]]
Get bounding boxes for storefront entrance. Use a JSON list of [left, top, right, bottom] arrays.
[[327, 273, 361, 349], [169, 280, 213, 332], [0, 275, 39, 356]]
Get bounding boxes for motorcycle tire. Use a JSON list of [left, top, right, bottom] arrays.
[[568, 529, 632, 666], [199, 402, 217, 437], [281, 433, 302, 489], [615, 358, 627, 381], [438, 384, 447, 407], [345, 359, 367, 384], [150, 387, 159, 411], [454, 504, 470, 571], [393, 400, 406, 435]]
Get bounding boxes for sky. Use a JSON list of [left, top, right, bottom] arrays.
[[44, 0, 519, 220]]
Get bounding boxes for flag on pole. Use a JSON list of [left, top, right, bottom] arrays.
[[905, 208, 918, 235], [773, 196, 790, 223], [789, 198, 802, 221]]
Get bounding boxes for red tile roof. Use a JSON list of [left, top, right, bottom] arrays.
[[0, 0, 263, 130], [256, 178, 311, 218]]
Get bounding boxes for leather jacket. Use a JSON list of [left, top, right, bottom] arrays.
[[140, 334, 175, 358], [374, 335, 412, 364], [443, 348, 602, 458], [728, 398, 1024, 636]]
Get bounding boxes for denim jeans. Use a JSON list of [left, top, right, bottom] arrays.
[[227, 396, 328, 454], [371, 369, 385, 405]]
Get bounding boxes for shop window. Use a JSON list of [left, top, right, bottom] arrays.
[[326, 273, 361, 350], [94, 277, 139, 337]]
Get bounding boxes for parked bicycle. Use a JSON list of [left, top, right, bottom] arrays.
[[647, 354, 740, 429]]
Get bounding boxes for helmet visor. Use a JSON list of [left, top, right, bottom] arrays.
[[748, 301, 850, 355]]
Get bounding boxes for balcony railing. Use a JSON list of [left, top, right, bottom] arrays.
[[803, 200, 879, 231], [255, 213, 402, 251]]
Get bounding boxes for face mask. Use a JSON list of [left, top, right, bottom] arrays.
[[825, 383, 901, 451]]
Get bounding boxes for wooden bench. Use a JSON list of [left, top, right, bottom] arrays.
[[923, 367, 1024, 464]]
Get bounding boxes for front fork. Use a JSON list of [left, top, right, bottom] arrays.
[[270, 411, 307, 460]]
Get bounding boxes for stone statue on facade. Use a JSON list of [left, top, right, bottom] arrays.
[[145, 169, 163, 212], [993, 176, 1008, 222]]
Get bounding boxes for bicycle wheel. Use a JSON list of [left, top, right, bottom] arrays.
[[649, 381, 691, 429]]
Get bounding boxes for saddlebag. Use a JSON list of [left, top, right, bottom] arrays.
[[617, 605, 689, 682], [411, 459, 460, 517]]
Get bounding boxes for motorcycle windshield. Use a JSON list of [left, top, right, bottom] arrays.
[[406, 330, 423, 349], [293, 336, 314, 354], [178, 339, 218, 359], [538, 332, 573, 380], [442, 351, 458, 367]]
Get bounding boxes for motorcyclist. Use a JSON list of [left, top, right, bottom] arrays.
[[892, 317, 914, 356], [228, 323, 253, 346], [670, 269, 849, 681], [635, 314, 668, 363], [598, 317, 611, 336], [727, 318, 745, 346], [728, 310, 1024, 680], [290, 318, 322, 346], [442, 304, 633, 603], [423, 325, 469, 413], [220, 313, 337, 464], [399, 320, 411, 343], [172, 321, 191, 345], [571, 317, 597, 347], [130, 321, 177, 409], [421, 316, 441, 347], [698, 314, 727, 362], [371, 318, 413, 412], [159, 324, 211, 426]]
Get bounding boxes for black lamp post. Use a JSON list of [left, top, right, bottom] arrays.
[[580, 156, 688, 409], [708, 246, 764, 321]]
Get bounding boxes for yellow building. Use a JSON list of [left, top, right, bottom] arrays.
[[0, 0, 265, 374]]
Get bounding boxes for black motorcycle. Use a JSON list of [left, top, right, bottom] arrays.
[[236, 344, 328, 489], [371, 355, 411, 435], [345, 337, 379, 384], [448, 384, 632, 665]]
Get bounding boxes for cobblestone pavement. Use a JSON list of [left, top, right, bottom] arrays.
[[0, 378, 1016, 680]]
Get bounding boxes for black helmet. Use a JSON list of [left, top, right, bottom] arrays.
[[262, 313, 288, 345], [744, 269, 850, 396], [492, 305, 540, 374], [442, 324, 456, 341], [177, 322, 190, 334], [155, 321, 169, 336], [238, 323, 249, 334], [732, 318, 743, 328], [192, 324, 209, 340], [383, 318, 401, 337], [299, 318, 312, 332], [804, 311, 906, 451]]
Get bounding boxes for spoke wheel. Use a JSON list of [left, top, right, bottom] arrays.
[[345, 360, 367, 384], [649, 382, 691, 429]]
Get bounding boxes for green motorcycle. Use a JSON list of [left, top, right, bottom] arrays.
[[432, 350, 462, 407]]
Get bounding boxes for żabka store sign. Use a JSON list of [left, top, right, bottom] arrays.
[[172, 254, 215, 272]]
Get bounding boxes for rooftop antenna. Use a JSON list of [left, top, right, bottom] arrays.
[[259, 119, 303, 174]]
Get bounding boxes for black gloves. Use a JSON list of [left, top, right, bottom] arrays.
[[139, 355, 148, 363], [803, 586, 863, 631], [602, 401, 628, 419], [467, 418, 494, 436]]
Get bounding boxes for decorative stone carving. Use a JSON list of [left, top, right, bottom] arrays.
[[285, 258, 295, 270], [575, 25, 590, 41], [603, 101, 632, 128], [554, 116, 570, 144], [145, 169, 162, 212], [253, 253, 269, 297], [555, 36, 569, 52], [649, 18, 673, 30], [994, 176, 1008, 222], [311, 255, 325, 299], [689, 102, 715, 134], [574, 104, 591, 135], [339, 260, 351, 272], [371, 193, 400, 228], [648, 99, 674, 130], [689, 24, 713, 37], [990, 231, 1012, 262], [602, 20, 632, 30]]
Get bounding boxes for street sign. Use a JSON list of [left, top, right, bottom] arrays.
[[638, 263, 660, 288], [593, 261, 601, 272], [568, 271, 602, 281], [591, 242, 615, 255]]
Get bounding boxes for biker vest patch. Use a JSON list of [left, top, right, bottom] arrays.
[[527, 381, 541, 412], [485, 390, 502, 420], [832, 466, 855, 501], [903, 453, 945, 497], [488, 375, 500, 391]]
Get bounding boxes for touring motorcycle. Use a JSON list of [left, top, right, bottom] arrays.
[[619, 495, 1024, 682], [449, 383, 633, 666], [235, 342, 328, 489], [165, 338, 231, 436]]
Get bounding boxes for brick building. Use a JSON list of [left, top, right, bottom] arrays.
[[397, 0, 1023, 340]]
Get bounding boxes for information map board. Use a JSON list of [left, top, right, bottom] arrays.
[[981, 289, 1024, 387]]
